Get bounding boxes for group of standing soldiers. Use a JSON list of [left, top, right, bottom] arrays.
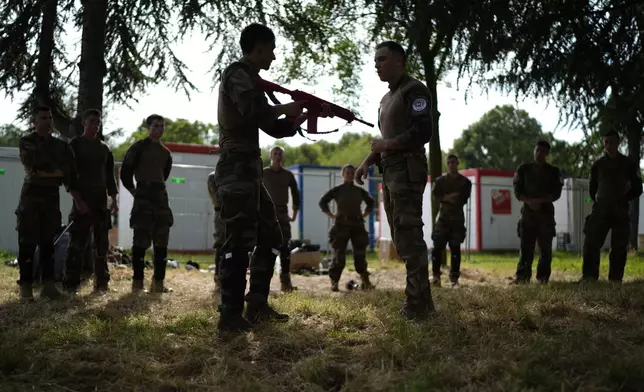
[[13, 22, 640, 336], [427, 134, 642, 288], [15, 108, 176, 301]]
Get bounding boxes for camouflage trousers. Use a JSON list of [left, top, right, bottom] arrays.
[[130, 183, 173, 281], [582, 201, 630, 281], [63, 191, 111, 290], [328, 218, 369, 282], [14, 184, 61, 285], [382, 153, 432, 311], [213, 192, 224, 285], [214, 150, 282, 317], [515, 206, 555, 282], [275, 207, 292, 280], [431, 217, 466, 282]]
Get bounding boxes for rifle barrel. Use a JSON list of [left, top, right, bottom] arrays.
[[355, 118, 375, 128]]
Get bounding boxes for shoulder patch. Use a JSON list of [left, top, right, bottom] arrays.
[[412, 98, 428, 112]]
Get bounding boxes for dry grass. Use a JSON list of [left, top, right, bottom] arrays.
[[1, 251, 644, 391]]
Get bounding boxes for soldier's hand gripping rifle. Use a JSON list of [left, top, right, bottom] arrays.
[[255, 77, 374, 140]]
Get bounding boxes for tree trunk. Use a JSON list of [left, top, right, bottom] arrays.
[[420, 56, 445, 264], [74, 0, 108, 137], [34, 0, 73, 139], [627, 125, 642, 250]]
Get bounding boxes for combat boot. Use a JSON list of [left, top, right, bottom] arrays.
[[330, 280, 339, 292], [280, 274, 297, 292], [244, 293, 289, 324], [217, 313, 253, 333], [92, 281, 110, 295], [150, 279, 173, 293], [132, 279, 146, 293], [20, 284, 34, 303], [431, 275, 442, 287], [360, 273, 375, 290], [40, 282, 64, 300], [400, 300, 435, 321]]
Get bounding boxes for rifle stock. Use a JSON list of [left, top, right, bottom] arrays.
[[255, 77, 374, 134]]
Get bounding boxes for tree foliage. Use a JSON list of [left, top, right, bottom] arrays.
[[449, 105, 604, 178]]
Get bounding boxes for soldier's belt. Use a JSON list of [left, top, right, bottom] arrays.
[[380, 152, 424, 169], [220, 144, 261, 156]]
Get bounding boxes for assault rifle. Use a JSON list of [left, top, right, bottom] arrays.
[[255, 77, 374, 138]]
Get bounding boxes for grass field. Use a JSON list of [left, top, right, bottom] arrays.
[[1, 250, 644, 391]]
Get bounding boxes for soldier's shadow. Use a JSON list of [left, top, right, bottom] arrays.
[[86, 291, 162, 321]]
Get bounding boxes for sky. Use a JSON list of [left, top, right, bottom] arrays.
[[0, 30, 587, 152]]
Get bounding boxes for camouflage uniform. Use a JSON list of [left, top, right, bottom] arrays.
[[582, 153, 642, 281], [513, 162, 564, 283], [207, 170, 224, 290], [431, 173, 472, 284], [262, 166, 301, 290], [378, 74, 435, 318], [120, 137, 174, 292], [63, 135, 118, 292], [15, 131, 74, 300], [216, 57, 298, 330], [319, 183, 375, 290]]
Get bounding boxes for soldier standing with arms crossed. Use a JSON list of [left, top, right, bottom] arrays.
[[355, 41, 435, 320], [581, 130, 642, 282], [63, 109, 119, 294], [120, 114, 174, 294], [262, 146, 301, 292], [431, 154, 472, 287], [207, 170, 224, 292], [319, 164, 375, 291], [215, 23, 334, 332], [15, 106, 75, 301], [511, 140, 564, 284]]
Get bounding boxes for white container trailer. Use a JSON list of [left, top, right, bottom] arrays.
[[553, 178, 612, 252], [378, 168, 525, 251], [0, 147, 74, 253], [117, 143, 219, 253], [286, 164, 380, 252]]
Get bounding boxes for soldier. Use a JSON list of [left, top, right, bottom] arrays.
[[355, 41, 435, 320], [431, 154, 472, 287], [581, 130, 642, 282], [262, 146, 301, 292], [120, 114, 174, 294], [215, 23, 328, 332], [63, 109, 119, 294], [15, 105, 75, 301], [511, 140, 564, 284], [319, 164, 376, 291], [207, 170, 223, 292]]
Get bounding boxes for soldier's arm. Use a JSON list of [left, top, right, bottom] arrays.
[[227, 69, 297, 138], [318, 187, 336, 218], [207, 173, 217, 206], [361, 188, 376, 216], [60, 142, 77, 193], [588, 162, 599, 202], [459, 179, 473, 205], [625, 160, 643, 200], [163, 154, 172, 181], [18, 136, 40, 175], [432, 178, 444, 202], [106, 148, 118, 197], [383, 85, 433, 152], [547, 167, 564, 202], [513, 165, 528, 201], [120, 143, 139, 195], [289, 172, 301, 213]]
